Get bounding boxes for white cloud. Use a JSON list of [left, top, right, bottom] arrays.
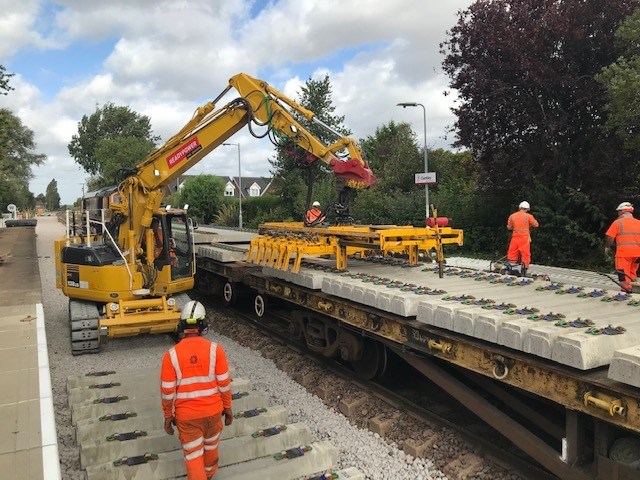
[[0, 0, 473, 203], [0, 0, 44, 57]]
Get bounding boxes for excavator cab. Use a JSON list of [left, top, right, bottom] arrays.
[[146, 210, 195, 293], [149, 212, 193, 280]]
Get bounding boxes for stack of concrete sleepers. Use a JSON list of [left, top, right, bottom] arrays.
[[174, 226, 257, 246], [197, 244, 248, 263], [68, 367, 362, 480], [263, 259, 640, 380], [195, 226, 258, 244]]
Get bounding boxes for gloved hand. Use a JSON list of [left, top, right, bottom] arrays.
[[164, 417, 175, 435], [222, 408, 233, 426], [604, 246, 612, 257]]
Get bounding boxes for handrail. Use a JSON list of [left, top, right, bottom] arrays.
[[88, 218, 133, 291]]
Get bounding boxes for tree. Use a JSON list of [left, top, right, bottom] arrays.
[[0, 65, 13, 95], [441, 0, 640, 207], [359, 121, 422, 193], [352, 121, 481, 227], [45, 179, 61, 210], [269, 75, 351, 217], [35, 193, 45, 204], [174, 175, 225, 224], [68, 103, 158, 176], [0, 109, 45, 211], [598, 8, 640, 152], [86, 136, 156, 190]]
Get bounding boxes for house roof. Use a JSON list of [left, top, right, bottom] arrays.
[[175, 174, 272, 197]]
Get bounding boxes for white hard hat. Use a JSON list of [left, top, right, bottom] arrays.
[[519, 201, 530, 210], [180, 300, 206, 323], [616, 202, 634, 212], [312, 201, 320, 207]]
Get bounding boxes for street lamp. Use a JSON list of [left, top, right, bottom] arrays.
[[222, 142, 243, 228], [397, 102, 429, 221]]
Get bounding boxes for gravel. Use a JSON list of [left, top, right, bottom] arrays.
[[36, 216, 447, 480]]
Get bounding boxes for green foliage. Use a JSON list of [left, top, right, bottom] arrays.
[[441, 0, 639, 208], [68, 103, 158, 176], [45, 179, 61, 210], [269, 75, 351, 218], [598, 8, 640, 152], [86, 136, 156, 190], [35, 193, 45, 204], [214, 202, 239, 227], [0, 65, 13, 95], [0, 109, 46, 183], [351, 188, 424, 226], [0, 108, 44, 211], [241, 195, 293, 228], [359, 122, 422, 192], [528, 180, 609, 269], [175, 175, 224, 224]]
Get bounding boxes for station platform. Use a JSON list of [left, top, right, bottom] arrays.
[[0, 225, 61, 479]]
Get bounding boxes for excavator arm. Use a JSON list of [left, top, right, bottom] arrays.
[[113, 73, 375, 251]]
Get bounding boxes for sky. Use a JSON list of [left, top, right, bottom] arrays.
[[0, 0, 474, 205]]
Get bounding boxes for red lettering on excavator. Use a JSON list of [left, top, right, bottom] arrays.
[[166, 137, 202, 168]]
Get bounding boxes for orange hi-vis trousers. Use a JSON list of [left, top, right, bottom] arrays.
[[615, 256, 640, 293], [177, 414, 223, 480], [507, 236, 531, 268]]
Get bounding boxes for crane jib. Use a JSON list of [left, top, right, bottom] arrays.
[[167, 137, 202, 168]]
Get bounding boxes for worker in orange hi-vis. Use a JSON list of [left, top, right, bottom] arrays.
[[305, 201, 326, 226], [161, 301, 233, 480], [605, 202, 640, 293], [506, 201, 539, 275]]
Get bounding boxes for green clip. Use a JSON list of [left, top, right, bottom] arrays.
[[274, 445, 312, 460]]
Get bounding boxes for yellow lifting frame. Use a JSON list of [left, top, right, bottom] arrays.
[[248, 222, 464, 272]]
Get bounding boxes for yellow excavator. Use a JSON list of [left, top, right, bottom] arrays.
[[55, 73, 375, 355]]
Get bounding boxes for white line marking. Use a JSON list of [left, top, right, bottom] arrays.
[[36, 303, 61, 480]]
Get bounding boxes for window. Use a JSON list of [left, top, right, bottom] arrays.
[[224, 183, 235, 197], [249, 182, 261, 197]]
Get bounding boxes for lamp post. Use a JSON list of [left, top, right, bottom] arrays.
[[397, 102, 429, 220], [222, 142, 243, 228]]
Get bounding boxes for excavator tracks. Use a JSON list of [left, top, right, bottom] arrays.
[[67, 367, 364, 480], [69, 299, 101, 355]]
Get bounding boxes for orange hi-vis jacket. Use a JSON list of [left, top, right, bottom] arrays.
[[605, 213, 640, 257], [305, 208, 324, 224], [507, 210, 539, 237], [161, 337, 232, 421]]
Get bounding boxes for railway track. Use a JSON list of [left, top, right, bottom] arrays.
[[200, 291, 561, 480]]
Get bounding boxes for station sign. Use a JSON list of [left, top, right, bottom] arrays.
[[414, 172, 437, 185]]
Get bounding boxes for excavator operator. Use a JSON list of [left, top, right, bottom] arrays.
[[151, 217, 177, 262]]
